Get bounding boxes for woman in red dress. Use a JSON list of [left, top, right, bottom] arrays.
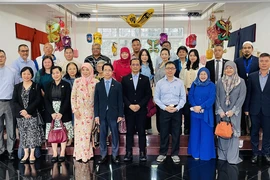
[[113, 47, 132, 82]]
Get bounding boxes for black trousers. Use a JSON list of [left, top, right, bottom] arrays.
[[125, 112, 146, 153], [156, 106, 161, 133], [183, 100, 191, 131], [159, 109, 182, 156], [250, 110, 270, 155]]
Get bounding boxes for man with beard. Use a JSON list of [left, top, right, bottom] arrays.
[[235, 41, 259, 135]]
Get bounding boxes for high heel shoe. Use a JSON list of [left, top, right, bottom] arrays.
[[29, 158, 36, 164], [20, 159, 28, 164]]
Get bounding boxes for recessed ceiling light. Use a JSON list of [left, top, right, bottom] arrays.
[[92, 9, 98, 13], [180, 8, 186, 11]]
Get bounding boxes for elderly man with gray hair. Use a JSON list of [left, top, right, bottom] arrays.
[[85, 43, 111, 74]]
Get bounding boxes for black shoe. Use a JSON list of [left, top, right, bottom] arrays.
[[20, 159, 28, 164], [58, 156, 65, 162], [124, 152, 133, 162], [112, 156, 120, 163], [29, 159, 36, 164], [184, 129, 189, 135], [98, 156, 107, 164], [265, 155, 270, 164], [51, 156, 58, 163], [251, 155, 258, 163], [139, 152, 147, 162], [8, 153, 15, 160]]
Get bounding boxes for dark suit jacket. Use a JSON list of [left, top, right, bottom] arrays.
[[44, 80, 72, 123], [121, 74, 151, 115], [234, 55, 259, 83], [94, 78, 123, 121], [205, 59, 229, 83], [12, 82, 41, 118], [244, 71, 270, 116]]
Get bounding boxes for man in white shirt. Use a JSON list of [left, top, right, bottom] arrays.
[[205, 45, 229, 83], [35, 43, 58, 70], [58, 47, 81, 75]]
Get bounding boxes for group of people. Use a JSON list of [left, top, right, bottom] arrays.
[[0, 38, 269, 166]]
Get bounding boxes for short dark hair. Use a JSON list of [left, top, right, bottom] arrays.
[[63, 62, 81, 79], [20, 66, 34, 78], [176, 46, 188, 54], [130, 58, 142, 65], [51, 66, 62, 74], [102, 63, 114, 71], [0, 49, 6, 56], [18, 44, 28, 51], [64, 47, 73, 52], [132, 38, 141, 44], [165, 61, 176, 68], [161, 41, 171, 47], [260, 53, 270, 58]]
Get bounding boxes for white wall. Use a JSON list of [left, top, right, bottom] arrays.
[[0, 5, 47, 65], [5, 3, 270, 66], [224, 3, 270, 60]]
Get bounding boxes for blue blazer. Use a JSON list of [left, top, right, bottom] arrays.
[[234, 55, 259, 83], [244, 71, 270, 116], [94, 78, 124, 121]]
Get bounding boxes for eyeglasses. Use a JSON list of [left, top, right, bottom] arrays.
[[165, 67, 176, 71], [131, 64, 140, 67], [20, 50, 29, 53], [92, 48, 101, 50]]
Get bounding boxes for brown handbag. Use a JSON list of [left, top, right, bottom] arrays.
[[48, 119, 68, 143], [215, 118, 233, 139]]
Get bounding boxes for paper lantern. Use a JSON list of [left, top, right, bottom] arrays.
[[93, 32, 102, 45], [86, 34, 92, 43], [159, 33, 168, 46]]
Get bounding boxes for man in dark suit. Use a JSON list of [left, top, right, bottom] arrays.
[[235, 41, 259, 135], [94, 63, 123, 164], [205, 45, 229, 83], [244, 53, 270, 164], [122, 58, 151, 162]]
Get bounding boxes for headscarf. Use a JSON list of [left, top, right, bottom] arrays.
[[119, 47, 131, 65], [221, 61, 241, 106], [81, 63, 94, 96], [193, 67, 211, 87]]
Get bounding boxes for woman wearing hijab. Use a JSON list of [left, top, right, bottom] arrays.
[[188, 67, 216, 160], [71, 63, 99, 162], [113, 47, 132, 82], [216, 61, 246, 164]]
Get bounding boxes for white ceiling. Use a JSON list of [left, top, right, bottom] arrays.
[[4, 2, 267, 23]]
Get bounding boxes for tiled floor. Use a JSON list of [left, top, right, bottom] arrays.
[[1, 153, 270, 180]]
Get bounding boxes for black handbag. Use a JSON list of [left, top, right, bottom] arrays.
[[36, 110, 44, 126], [91, 123, 100, 148]]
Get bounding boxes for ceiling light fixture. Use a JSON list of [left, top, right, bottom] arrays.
[[92, 9, 98, 13], [180, 8, 186, 11]]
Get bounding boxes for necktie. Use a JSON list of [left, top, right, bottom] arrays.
[[215, 60, 220, 83], [105, 81, 110, 96], [133, 75, 138, 90]]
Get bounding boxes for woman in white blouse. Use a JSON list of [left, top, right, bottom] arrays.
[[179, 49, 201, 135]]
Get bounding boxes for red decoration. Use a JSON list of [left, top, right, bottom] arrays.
[[15, 23, 48, 60]]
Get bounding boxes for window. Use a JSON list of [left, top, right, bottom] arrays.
[[97, 28, 184, 63]]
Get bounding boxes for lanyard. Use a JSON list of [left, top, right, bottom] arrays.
[[243, 57, 252, 76]]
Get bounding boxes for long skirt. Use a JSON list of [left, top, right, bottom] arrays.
[[188, 115, 216, 160], [17, 117, 43, 149]]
